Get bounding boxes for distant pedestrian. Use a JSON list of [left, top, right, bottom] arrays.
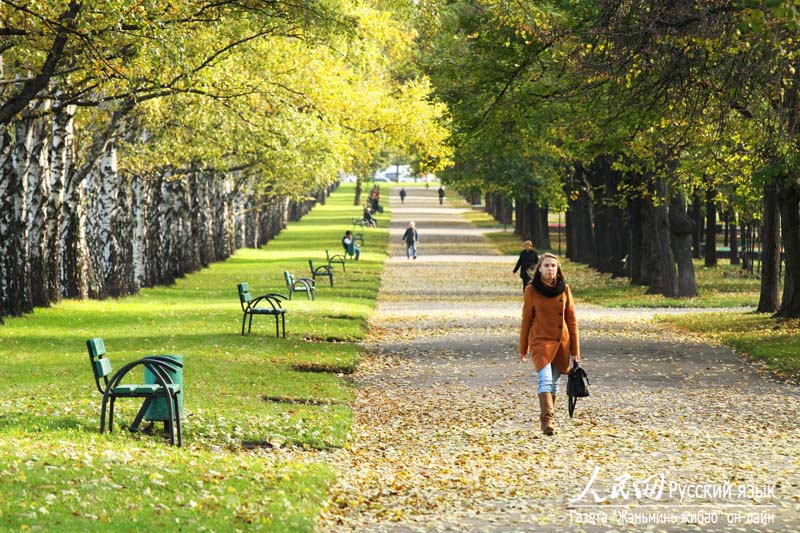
[[512, 240, 539, 292], [399, 188, 407, 204], [437, 186, 445, 205], [519, 253, 581, 436], [402, 221, 418, 260]]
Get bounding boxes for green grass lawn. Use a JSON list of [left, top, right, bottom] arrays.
[[0, 183, 387, 530]]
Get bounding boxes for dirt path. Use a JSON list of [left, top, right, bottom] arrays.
[[318, 187, 800, 532]]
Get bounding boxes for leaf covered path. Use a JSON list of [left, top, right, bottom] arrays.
[[318, 187, 800, 532]]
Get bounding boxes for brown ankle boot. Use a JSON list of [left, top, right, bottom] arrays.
[[538, 393, 555, 435]]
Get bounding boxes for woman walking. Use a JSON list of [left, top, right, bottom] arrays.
[[512, 240, 539, 292], [519, 253, 581, 435]]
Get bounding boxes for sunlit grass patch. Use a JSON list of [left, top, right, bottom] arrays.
[[0, 183, 386, 529]]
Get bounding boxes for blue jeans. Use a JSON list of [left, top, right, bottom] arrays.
[[406, 242, 417, 259], [536, 363, 562, 395]]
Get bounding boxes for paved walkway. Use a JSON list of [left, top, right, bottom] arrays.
[[319, 187, 800, 532]]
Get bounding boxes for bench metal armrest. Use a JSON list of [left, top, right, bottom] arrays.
[[313, 265, 333, 275], [107, 358, 180, 392], [250, 293, 286, 311], [294, 277, 315, 289]]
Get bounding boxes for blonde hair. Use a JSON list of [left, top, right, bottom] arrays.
[[523, 240, 533, 248], [529, 252, 566, 283]]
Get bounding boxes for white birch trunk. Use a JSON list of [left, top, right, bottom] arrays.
[[0, 126, 13, 316], [234, 188, 246, 250], [46, 100, 76, 302], [131, 173, 146, 290], [59, 163, 90, 299], [11, 111, 33, 312], [82, 164, 104, 298], [161, 175, 181, 282], [176, 176, 191, 273], [212, 174, 234, 260], [99, 140, 121, 296], [281, 195, 291, 230], [26, 102, 52, 306], [186, 171, 202, 271], [145, 173, 164, 286], [197, 172, 214, 266]]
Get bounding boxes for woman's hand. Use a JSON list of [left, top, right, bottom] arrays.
[[571, 354, 581, 365], [520, 352, 528, 362]]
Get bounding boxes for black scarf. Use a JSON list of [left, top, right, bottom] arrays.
[[533, 276, 565, 297]]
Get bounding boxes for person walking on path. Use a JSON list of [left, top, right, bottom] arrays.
[[519, 252, 580, 436], [512, 240, 539, 292], [399, 187, 407, 204], [437, 186, 445, 205], [402, 221, 419, 260]]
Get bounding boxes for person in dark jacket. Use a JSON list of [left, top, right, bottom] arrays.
[[363, 205, 377, 227], [402, 221, 418, 259], [512, 240, 539, 292], [342, 230, 360, 260]]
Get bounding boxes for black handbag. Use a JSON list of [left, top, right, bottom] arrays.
[[567, 362, 590, 418]]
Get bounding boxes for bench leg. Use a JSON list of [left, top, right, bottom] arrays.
[[288, 287, 293, 300], [248, 313, 254, 334], [130, 397, 153, 433], [281, 313, 286, 338], [174, 395, 182, 447], [329, 276, 334, 287], [100, 396, 109, 433], [108, 398, 115, 432], [274, 315, 280, 338], [165, 392, 175, 446], [241, 313, 247, 336]]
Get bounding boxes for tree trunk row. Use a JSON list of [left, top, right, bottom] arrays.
[[484, 192, 513, 226], [514, 198, 551, 249], [0, 106, 327, 320], [564, 159, 698, 298]]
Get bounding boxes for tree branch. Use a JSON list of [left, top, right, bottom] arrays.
[[0, 1, 80, 125]]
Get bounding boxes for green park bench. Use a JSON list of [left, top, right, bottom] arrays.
[[326, 249, 347, 272], [283, 271, 315, 300], [341, 237, 362, 260], [237, 283, 287, 337], [342, 232, 363, 260], [86, 337, 183, 446], [308, 259, 334, 287]]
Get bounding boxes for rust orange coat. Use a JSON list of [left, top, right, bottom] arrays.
[[519, 283, 580, 373]]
